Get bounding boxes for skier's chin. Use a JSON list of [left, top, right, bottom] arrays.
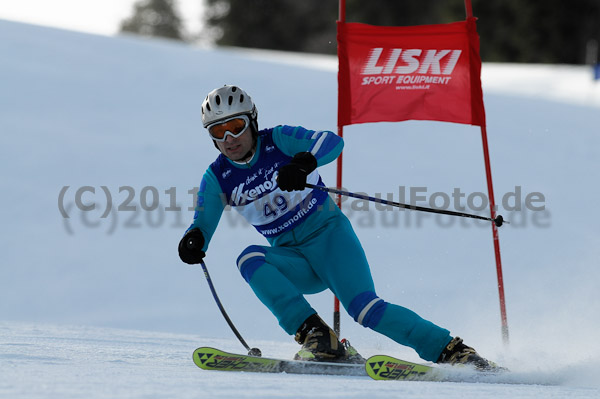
[[226, 146, 254, 163], [227, 150, 244, 161], [224, 147, 241, 160]]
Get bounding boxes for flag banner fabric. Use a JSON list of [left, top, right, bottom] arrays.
[[337, 18, 486, 127]]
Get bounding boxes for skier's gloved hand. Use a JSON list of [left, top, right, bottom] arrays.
[[178, 228, 206, 264], [277, 152, 317, 192]]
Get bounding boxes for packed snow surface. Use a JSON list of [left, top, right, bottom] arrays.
[[2, 322, 599, 399], [1, 19, 599, 398]]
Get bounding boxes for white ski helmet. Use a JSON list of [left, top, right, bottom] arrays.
[[201, 85, 258, 129]]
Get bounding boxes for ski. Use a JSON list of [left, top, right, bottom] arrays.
[[193, 348, 516, 383], [366, 354, 518, 384], [366, 354, 447, 381], [193, 347, 366, 377]]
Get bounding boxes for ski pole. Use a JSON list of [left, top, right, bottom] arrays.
[[186, 238, 262, 357], [305, 184, 507, 227]]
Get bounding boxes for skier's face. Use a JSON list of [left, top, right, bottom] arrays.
[[214, 127, 255, 162]]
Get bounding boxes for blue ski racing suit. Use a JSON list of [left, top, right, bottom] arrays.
[[187, 125, 452, 362]]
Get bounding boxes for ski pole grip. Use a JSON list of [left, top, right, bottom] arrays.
[[187, 237, 199, 249]]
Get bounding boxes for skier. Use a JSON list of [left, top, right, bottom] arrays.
[[178, 84, 498, 370]]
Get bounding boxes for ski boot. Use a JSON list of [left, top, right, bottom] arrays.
[[436, 337, 506, 372], [294, 314, 362, 363], [341, 338, 366, 364]]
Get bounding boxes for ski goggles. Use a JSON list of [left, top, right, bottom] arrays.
[[207, 115, 250, 142]]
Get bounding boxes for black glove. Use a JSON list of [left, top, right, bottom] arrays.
[[277, 152, 317, 192], [178, 228, 206, 264]]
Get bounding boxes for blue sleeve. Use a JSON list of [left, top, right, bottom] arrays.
[[186, 168, 225, 252], [271, 125, 344, 167]]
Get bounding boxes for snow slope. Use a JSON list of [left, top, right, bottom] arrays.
[[1, 19, 599, 398], [2, 321, 598, 399]]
